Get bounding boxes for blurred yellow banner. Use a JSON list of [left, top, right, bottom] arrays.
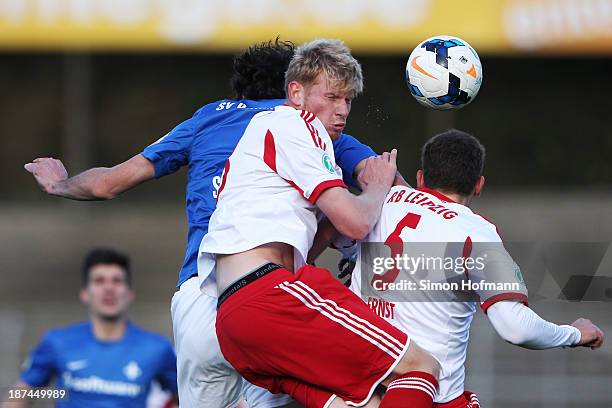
[[0, 0, 611, 54]]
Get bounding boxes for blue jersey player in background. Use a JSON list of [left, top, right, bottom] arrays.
[[24, 39, 397, 408], [3, 249, 178, 408]]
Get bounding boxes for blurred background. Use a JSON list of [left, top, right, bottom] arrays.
[[0, 0, 611, 407]]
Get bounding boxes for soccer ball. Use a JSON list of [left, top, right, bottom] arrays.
[[405, 35, 482, 110]]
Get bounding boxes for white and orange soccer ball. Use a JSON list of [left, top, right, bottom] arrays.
[[405, 35, 483, 110]]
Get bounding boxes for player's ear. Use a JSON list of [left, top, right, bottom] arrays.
[[473, 176, 485, 197], [416, 170, 425, 188], [79, 288, 89, 305], [287, 81, 305, 108]]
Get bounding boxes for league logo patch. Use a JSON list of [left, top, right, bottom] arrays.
[[322, 153, 335, 174], [123, 361, 142, 381], [515, 267, 526, 288]]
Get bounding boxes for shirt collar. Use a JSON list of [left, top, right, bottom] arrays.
[[416, 187, 456, 203]]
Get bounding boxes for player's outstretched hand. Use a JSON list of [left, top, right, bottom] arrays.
[[24, 157, 68, 195], [358, 149, 397, 189], [571, 318, 605, 349]]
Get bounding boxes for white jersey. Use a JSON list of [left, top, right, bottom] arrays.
[[199, 105, 346, 296], [350, 186, 528, 403]]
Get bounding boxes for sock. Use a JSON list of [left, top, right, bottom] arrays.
[[379, 371, 438, 408], [464, 391, 480, 408]]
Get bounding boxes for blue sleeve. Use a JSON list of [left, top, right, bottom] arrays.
[[20, 333, 56, 387], [141, 111, 201, 178], [155, 341, 178, 394], [333, 133, 377, 189]]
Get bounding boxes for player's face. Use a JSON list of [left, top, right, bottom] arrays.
[[80, 264, 133, 321], [296, 73, 353, 140]]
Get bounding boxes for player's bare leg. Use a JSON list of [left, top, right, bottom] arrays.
[[385, 340, 441, 380], [378, 340, 440, 408], [327, 394, 380, 408], [361, 392, 382, 408]]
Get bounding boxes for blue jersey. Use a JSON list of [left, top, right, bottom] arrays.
[[21, 322, 177, 408], [142, 99, 376, 287]]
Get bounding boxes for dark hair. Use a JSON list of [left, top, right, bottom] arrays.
[[231, 37, 295, 100], [82, 248, 131, 287], [421, 129, 486, 196]]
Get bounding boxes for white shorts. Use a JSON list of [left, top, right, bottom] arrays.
[[243, 379, 292, 408], [171, 276, 293, 408]]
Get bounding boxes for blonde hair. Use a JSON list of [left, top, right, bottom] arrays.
[[285, 38, 364, 98]]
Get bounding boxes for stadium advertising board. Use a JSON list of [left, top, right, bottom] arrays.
[[0, 0, 611, 53]]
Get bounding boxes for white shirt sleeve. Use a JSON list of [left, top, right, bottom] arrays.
[[487, 300, 581, 349], [468, 234, 529, 312], [267, 109, 346, 204]]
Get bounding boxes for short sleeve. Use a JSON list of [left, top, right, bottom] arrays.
[[20, 333, 57, 387], [155, 341, 178, 394], [333, 133, 377, 189], [141, 114, 198, 178], [266, 110, 347, 204], [469, 241, 529, 313]]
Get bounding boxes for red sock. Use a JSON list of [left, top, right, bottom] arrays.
[[464, 391, 480, 408], [379, 371, 438, 408]]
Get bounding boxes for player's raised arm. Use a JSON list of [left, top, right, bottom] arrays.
[[24, 154, 154, 200], [24, 106, 199, 201], [487, 300, 605, 350], [317, 150, 397, 240]]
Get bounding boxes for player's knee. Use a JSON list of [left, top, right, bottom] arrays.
[[394, 340, 440, 380]]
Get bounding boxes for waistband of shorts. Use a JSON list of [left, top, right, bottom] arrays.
[[217, 263, 284, 308]]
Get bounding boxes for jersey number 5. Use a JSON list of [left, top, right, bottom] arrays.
[[371, 212, 421, 289]]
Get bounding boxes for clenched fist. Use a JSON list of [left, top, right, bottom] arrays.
[[24, 157, 68, 195], [571, 318, 605, 349], [357, 149, 397, 190]]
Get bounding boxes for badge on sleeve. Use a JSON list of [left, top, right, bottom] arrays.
[[322, 153, 335, 174]]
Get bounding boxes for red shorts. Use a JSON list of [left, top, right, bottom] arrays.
[[434, 391, 480, 408], [216, 264, 410, 407]]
